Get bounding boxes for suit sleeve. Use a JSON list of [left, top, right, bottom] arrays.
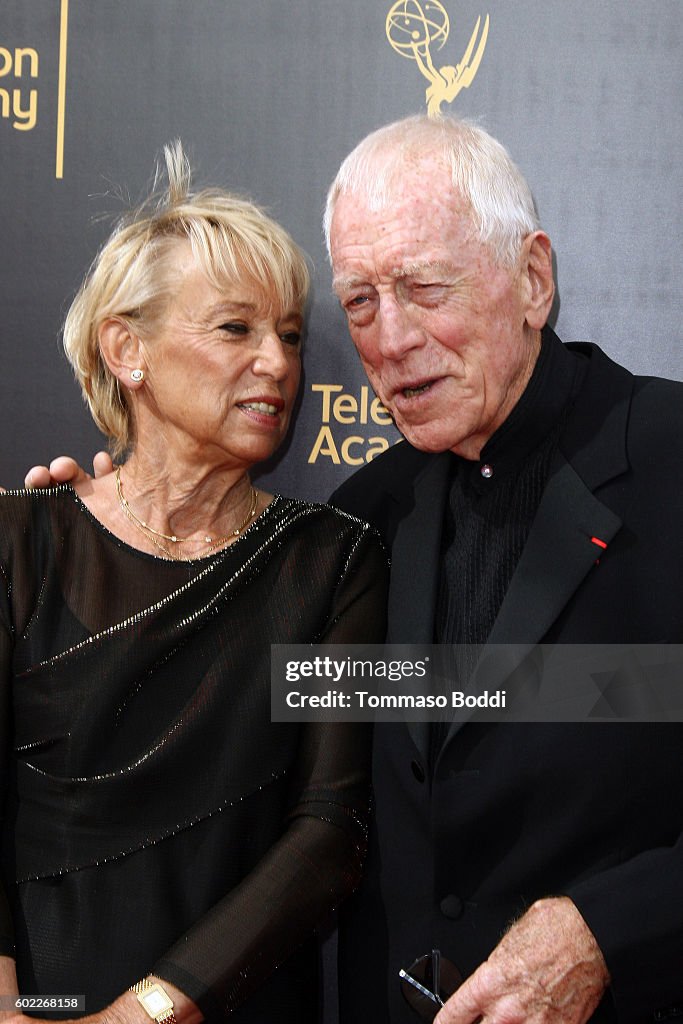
[[567, 834, 683, 1021], [153, 526, 388, 1018]]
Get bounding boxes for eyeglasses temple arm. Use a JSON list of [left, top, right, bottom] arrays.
[[398, 969, 445, 1007]]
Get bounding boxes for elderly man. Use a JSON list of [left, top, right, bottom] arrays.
[[26, 115, 683, 1023], [325, 116, 683, 1024]]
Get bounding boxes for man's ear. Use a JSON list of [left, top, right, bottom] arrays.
[[520, 231, 555, 331], [98, 318, 146, 390]]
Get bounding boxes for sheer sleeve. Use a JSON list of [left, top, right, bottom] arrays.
[[153, 524, 388, 1017], [0, 562, 15, 956]]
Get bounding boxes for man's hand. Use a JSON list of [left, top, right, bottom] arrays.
[[434, 897, 610, 1024], [25, 452, 114, 490]]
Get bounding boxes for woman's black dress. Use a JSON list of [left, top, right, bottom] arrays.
[[0, 488, 387, 1022]]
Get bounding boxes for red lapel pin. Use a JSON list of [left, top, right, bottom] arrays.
[[590, 536, 608, 565]]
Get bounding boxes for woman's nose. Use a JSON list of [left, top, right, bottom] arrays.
[[253, 332, 290, 379]]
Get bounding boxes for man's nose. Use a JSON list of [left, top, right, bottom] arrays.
[[376, 295, 423, 360]]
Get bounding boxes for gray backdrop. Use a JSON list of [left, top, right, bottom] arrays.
[[1, 1, 681, 502], [0, 3, 681, 1019]]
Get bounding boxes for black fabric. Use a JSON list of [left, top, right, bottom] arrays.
[[0, 488, 388, 1022], [431, 335, 586, 759], [331, 334, 683, 1024], [436, 331, 586, 649]]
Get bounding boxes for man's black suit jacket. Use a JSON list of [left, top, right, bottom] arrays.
[[331, 341, 683, 1023]]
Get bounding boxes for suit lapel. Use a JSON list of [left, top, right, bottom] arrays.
[[386, 452, 450, 759], [484, 340, 633, 650], [487, 455, 622, 645]]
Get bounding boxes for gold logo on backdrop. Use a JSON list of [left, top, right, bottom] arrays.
[[0, 45, 38, 131], [0, 0, 69, 177], [386, 0, 489, 116], [307, 384, 398, 466]]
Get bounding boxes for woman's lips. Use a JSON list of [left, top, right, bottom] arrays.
[[236, 395, 286, 426], [237, 400, 281, 415]]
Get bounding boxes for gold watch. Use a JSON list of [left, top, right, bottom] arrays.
[[131, 978, 177, 1024]]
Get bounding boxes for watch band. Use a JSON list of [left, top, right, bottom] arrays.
[[131, 978, 177, 1024]]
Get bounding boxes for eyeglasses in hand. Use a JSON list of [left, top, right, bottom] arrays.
[[399, 949, 462, 1022]]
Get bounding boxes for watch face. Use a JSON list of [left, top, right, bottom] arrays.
[[139, 985, 173, 1018]]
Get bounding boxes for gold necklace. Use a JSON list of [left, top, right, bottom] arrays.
[[115, 467, 258, 560]]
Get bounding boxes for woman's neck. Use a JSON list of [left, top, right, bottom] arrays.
[[75, 447, 267, 560], [121, 452, 255, 536]]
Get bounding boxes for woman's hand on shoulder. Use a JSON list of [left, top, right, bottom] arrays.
[[24, 452, 114, 490]]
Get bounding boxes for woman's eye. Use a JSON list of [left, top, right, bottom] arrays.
[[220, 321, 249, 335], [279, 331, 302, 347]]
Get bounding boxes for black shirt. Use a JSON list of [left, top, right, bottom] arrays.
[[432, 328, 587, 758]]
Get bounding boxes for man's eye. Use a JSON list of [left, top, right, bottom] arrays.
[[342, 295, 375, 320], [280, 331, 301, 347], [413, 282, 444, 293], [341, 295, 376, 326], [411, 282, 447, 304]]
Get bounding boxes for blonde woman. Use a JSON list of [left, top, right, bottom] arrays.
[[0, 147, 386, 1024]]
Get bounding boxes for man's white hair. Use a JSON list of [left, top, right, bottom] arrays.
[[324, 114, 540, 267]]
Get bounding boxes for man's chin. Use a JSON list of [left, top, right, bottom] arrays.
[[396, 420, 482, 459], [395, 422, 457, 454]]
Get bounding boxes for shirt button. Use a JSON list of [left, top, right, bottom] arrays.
[[411, 759, 426, 783], [439, 894, 464, 919], [480, 463, 493, 479]]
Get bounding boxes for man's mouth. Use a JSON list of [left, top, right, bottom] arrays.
[[402, 381, 434, 398]]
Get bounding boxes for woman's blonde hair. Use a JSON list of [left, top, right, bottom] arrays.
[[63, 142, 310, 457]]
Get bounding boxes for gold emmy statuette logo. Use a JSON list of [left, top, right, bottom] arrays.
[[386, 0, 489, 115]]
